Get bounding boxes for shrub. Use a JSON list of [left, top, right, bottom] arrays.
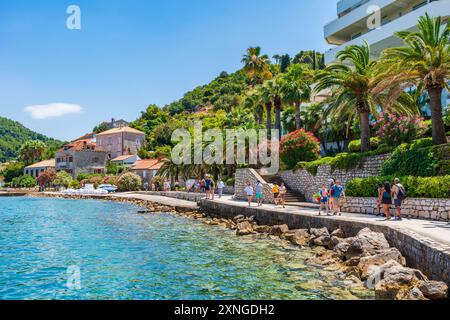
[[348, 137, 380, 153], [69, 180, 80, 189], [280, 129, 320, 169], [12, 175, 37, 188], [346, 175, 450, 199], [37, 169, 56, 188], [375, 113, 425, 147], [1, 162, 25, 182], [382, 139, 448, 177], [296, 153, 366, 176], [102, 175, 119, 185], [117, 172, 142, 191], [53, 171, 73, 188]]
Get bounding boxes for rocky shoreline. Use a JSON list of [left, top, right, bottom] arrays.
[[32, 193, 449, 300]]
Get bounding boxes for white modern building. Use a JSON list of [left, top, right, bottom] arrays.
[[324, 0, 450, 64]]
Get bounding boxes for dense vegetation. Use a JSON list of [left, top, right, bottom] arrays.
[[0, 117, 64, 163]]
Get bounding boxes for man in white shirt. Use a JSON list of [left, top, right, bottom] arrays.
[[244, 182, 254, 207], [217, 180, 225, 198]]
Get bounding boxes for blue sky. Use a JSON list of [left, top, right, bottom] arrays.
[[0, 0, 336, 140]]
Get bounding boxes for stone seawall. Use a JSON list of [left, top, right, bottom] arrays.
[[199, 199, 450, 286], [278, 154, 390, 202], [342, 197, 450, 221]]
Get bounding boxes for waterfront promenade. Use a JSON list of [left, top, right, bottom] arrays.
[[114, 192, 450, 247]]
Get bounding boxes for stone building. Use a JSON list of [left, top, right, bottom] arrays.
[[55, 139, 107, 179], [95, 127, 146, 160], [130, 159, 164, 186], [24, 159, 56, 178]]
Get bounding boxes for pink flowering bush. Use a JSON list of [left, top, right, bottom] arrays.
[[280, 129, 321, 169], [375, 114, 425, 147]]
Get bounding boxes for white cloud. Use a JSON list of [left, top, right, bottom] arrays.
[[24, 103, 83, 120]]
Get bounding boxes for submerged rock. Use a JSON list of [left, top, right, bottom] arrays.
[[254, 225, 271, 234]]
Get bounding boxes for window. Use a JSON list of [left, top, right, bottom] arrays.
[[68, 157, 73, 163], [108, 137, 112, 145], [93, 157, 99, 163]]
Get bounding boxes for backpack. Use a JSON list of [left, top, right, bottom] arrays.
[[397, 185, 407, 201]]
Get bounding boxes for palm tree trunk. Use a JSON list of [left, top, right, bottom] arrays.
[[275, 98, 282, 140], [295, 101, 301, 130], [428, 86, 447, 145], [258, 106, 264, 125], [359, 111, 370, 152], [266, 102, 272, 139]]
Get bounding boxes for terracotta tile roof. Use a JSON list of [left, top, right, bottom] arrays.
[[59, 140, 105, 153], [95, 126, 145, 136], [72, 133, 95, 142], [111, 155, 136, 162], [131, 159, 164, 170], [25, 159, 56, 169]]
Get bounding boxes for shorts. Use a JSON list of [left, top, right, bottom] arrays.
[[394, 199, 402, 208], [256, 193, 263, 199], [273, 192, 279, 198], [205, 186, 210, 191], [320, 197, 328, 203]]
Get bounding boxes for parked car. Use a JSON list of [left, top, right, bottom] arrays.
[[98, 184, 118, 193]]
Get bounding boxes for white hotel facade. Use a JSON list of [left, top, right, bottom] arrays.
[[324, 0, 450, 64], [324, 0, 450, 107]]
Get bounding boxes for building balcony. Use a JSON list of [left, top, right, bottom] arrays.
[[325, 0, 450, 64]]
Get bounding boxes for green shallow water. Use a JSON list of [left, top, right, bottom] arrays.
[[0, 197, 374, 300]]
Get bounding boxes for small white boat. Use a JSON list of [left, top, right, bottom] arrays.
[[98, 184, 118, 193]]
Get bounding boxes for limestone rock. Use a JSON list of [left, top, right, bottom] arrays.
[[374, 261, 428, 300], [358, 248, 406, 280], [310, 227, 330, 239], [269, 224, 289, 237], [418, 281, 449, 300], [233, 215, 245, 222], [345, 228, 390, 260], [312, 236, 331, 247], [284, 229, 310, 246], [236, 221, 253, 236], [407, 287, 428, 300], [331, 228, 345, 238], [333, 237, 355, 260]]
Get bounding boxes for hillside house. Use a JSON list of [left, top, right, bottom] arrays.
[[96, 127, 146, 160], [24, 159, 56, 178]]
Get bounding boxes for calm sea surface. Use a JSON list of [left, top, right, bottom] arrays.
[[0, 197, 373, 300]]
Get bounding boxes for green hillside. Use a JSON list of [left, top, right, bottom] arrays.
[[0, 117, 64, 163]]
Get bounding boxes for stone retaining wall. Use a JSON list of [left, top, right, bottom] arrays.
[[278, 154, 390, 202], [342, 197, 450, 221], [234, 169, 274, 203], [199, 200, 450, 286]]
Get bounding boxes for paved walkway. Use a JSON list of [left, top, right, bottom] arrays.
[[113, 192, 200, 210], [209, 195, 450, 247]]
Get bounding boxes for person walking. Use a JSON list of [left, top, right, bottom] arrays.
[[382, 182, 393, 220], [279, 182, 287, 209], [329, 178, 336, 211], [244, 182, 254, 207], [392, 178, 406, 221], [217, 179, 225, 198], [318, 185, 330, 216], [204, 176, 212, 199], [255, 181, 264, 207], [331, 180, 346, 216], [272, 183, 280, 206], [210, 178, 216, 200], [376, 183, 385, 216]]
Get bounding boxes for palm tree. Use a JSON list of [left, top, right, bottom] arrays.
[[381, 14, 450, 145], [260, 79, 284, 139], [241, 47, 272, 87], [259, 83, 273, 134], [244, 89, 264, 126], [315, 42, 380, 152], [281, 64, 312, 130], [19, 140, 47, 165]]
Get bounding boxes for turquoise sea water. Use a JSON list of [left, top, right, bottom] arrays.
[[0, 197, 372, 300]]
